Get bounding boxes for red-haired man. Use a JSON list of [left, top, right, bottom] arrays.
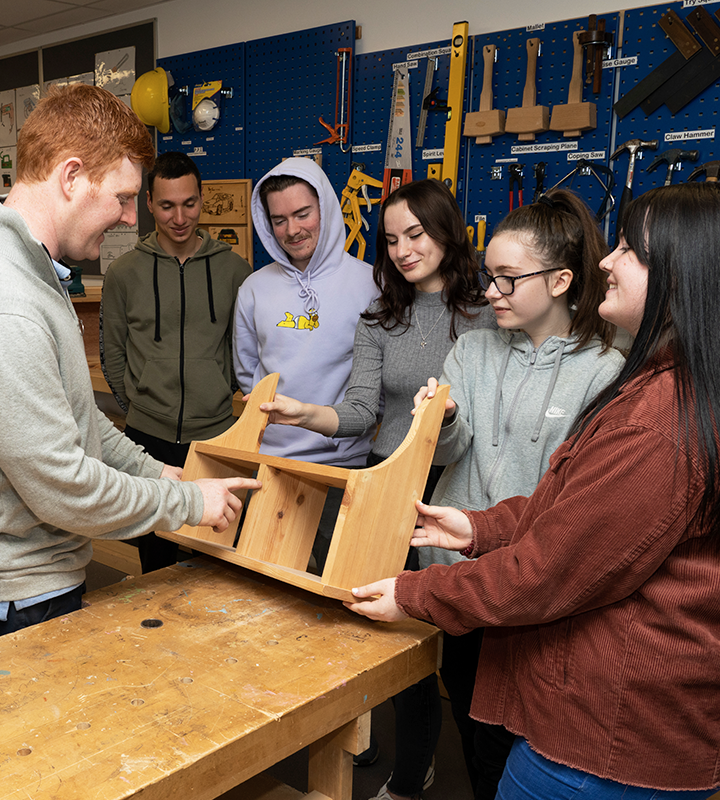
[[0, 84, 259, 634]]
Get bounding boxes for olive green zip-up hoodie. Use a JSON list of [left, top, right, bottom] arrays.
[[101, 230, 251, 444]]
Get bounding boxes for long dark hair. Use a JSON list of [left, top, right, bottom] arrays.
[[364, 179, 485, 340], [492, 188, 615, 350], [574, 182, 720, 529]]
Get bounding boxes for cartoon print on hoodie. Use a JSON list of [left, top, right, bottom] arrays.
[[232, 158, 379, 465], [276, 309, 319, 329]]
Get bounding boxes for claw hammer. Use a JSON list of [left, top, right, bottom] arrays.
[[687, 161, 720, 183], [646, 147, 699, 186], [611, 138, 658, 246]]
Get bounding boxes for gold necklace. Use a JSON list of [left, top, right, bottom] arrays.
[[414, 306, 446, 348]]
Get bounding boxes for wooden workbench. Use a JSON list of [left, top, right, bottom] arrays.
[[0, 558, 439, 800]]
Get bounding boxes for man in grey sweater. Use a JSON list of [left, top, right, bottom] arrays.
[[0, 84, 259, 635]]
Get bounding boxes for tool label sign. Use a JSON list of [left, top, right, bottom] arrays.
[[665, 129, 715, 141], [526, 23, 546, 31], [422, 148, 444, 160], [511, 142, 579, 154], [407, 47, 451, 60], [682, 0, 715, 7], [392, 61, 418, 71], [603, 57, 638, 69], [568, 151, 607, 161], [352, 144, 383, 153]]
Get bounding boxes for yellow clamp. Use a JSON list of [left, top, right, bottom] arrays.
[[341, 168, 384, 260]]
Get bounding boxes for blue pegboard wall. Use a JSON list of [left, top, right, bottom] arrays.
[[462, 14, 618, 247], [158, 42, 246, 180], [350, 33, 466, 266], [464, 2, 720, 246], [244, 20, 356, 267], [156, 3, 720, 267], [612, 0, 720, 244]]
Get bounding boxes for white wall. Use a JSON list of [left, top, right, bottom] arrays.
[[0, 0, 654, 61]]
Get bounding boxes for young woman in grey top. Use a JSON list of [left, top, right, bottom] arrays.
[[259, 178, 495, 800]]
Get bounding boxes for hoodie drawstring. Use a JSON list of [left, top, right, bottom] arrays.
[[153, 255, 218, 343], [492, 338, 514, 447], [153, 255, 161, 342], [531, 340, 565, 443], [293, 270, 321, 316], [205, 257, 217, 323]]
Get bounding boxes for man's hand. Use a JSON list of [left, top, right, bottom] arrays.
[[344, 578, 407, 622], [412, 377, 455, 419], [160, 464, 183, 480], [194, 477, 262, 533], [411, 500, 473, 552]]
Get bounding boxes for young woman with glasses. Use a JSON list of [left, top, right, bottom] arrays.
[[348, 182, 720, 799]]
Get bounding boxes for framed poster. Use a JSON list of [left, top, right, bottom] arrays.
[[199, 179, 251, 226]]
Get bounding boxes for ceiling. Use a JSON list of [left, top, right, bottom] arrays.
[[0, 0, 170, 49]]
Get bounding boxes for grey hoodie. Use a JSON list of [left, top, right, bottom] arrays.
[[233, 158, 378, 464], [0, 204, 203, 602], [420, 327, 625, 568]]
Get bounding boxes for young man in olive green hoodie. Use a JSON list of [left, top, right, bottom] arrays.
[[101, 152, 252, 572]]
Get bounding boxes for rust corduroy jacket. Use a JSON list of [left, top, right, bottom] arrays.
[[397, 350, 720, 790]]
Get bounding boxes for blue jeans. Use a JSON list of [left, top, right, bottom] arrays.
[[497, 738, 717, 800]]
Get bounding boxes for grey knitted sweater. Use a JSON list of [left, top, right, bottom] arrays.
[[332, 291, 496, 459]]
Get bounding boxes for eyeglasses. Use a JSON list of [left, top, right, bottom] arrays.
[[479, 267, 559, 296]]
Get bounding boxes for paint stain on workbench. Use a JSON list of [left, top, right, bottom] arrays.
[[0, 670, 10, 676]]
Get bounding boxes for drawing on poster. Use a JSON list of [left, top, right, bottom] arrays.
[[43, 73, 95, 94], [15, 85, 40, 131], [95, 47, 136, 97], [0, 90, 16, 149]]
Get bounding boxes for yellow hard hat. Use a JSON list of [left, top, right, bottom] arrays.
[[131, 67, 170, 133]]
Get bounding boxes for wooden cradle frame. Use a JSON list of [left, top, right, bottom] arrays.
[[158, 373, 450, 602]]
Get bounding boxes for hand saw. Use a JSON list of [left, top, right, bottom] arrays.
[[382, 65, 413, 202]]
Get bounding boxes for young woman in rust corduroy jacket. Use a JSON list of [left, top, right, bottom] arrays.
[[346, 181, 720, 799]]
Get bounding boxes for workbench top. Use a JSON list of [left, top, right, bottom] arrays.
[[0, 558, 439, 800]]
